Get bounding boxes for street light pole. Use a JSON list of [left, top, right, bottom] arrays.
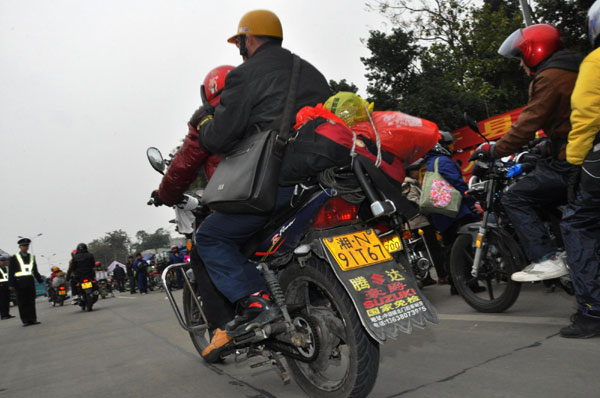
[[519, 0, 534, 27]]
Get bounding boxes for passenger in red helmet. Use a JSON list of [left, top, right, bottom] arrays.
[[471, 24, 583, 283], [153, 65, 235, 206]]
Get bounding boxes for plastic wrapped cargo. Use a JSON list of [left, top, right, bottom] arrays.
[[352, 111, 440, 165]]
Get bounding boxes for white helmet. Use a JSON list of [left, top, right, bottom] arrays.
[[588, 0, 600, 47]]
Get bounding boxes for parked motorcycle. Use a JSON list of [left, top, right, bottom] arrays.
[[148, 147, 438, 398], [148, 270, 162, 291], [77, 278, 99, 311], [449, 116, 571, 313], [97, 279, 114, 299]]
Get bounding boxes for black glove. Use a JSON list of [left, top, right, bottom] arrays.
[[189, 106, 210, 129], [151, 190, 164, 207], [567, 166, 581, 203]]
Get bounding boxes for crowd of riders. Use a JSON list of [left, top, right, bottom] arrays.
[[147, 4, 600, 364]]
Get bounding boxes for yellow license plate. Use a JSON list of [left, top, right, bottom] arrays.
[[81, 282, 92, 289], [58, 290, 66, 295], [323, 229, 392, 271], [381, 234, 402, 253]]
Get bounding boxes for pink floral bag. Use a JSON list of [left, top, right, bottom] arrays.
[[418, 158, 462, 217]]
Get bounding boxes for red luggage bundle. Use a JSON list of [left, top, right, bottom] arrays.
[[281, 105, 407, 186], [352, 111, 440, 165]]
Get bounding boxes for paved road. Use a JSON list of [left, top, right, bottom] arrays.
[[1, 283, 598, 398]]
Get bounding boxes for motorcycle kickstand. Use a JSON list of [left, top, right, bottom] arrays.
[[249, 351, 291, 385]]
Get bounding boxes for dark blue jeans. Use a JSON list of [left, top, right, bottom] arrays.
[[196, 186, 295, 303], [561, 176, 600, 311], [137, 273, 148, 293], [501, 158, 573, 262]]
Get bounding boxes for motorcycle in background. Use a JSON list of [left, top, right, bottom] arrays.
[[449, 115, 571, 313], [77, 278, 99, 311], [97, 279, 115, 299], [48, 274, 69, 306]]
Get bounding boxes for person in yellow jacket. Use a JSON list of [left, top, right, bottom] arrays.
[[559, 0, 600, 339]]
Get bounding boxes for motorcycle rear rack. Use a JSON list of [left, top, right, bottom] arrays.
[[162, 263, 208, 334]]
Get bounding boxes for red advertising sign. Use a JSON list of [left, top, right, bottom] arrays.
[[449, 106, 547, 179]]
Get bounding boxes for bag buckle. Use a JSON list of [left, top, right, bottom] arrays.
[[275, 134, 288, 146]]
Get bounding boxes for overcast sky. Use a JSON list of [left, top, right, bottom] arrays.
[[0, 0, 390, 274]]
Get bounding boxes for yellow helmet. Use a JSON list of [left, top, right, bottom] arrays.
[[227, 10, 283, 43]]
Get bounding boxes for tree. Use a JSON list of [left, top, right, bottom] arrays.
[[363, 0, 529, 129], [361, 28, 422, 111], [88, 230, 130, 265], [132, 228, 171, 253], [329, 79, 359, 94], [533, 0, 595, 53]]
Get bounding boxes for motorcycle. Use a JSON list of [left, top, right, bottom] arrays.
[[97, 279, 115, 299], [77, 278, 99, 311], [449, 115, 571, 313], [148, 147, 438, 398], [148, 269, 162, 291], [48, 275, 69, 306]]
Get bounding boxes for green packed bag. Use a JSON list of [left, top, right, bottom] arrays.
[[418, 158, 462, 218]]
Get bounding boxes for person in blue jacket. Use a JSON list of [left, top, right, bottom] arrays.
[[423, 132, 481, 294], [133, 253, 149, 295], [169, 246, 185, 289]]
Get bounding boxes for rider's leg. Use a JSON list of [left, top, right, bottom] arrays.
[[502, 158, 573, 281], [189, 245, 235, 330], [196, 186, 294, 304], [560, 178, 600, 338], [195, 186, 294, 361]]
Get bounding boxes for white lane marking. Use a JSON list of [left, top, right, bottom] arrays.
[[438, 314, 567, 326], [115, 296, 137, 299]]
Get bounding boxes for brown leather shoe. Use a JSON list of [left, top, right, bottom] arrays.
[[201, 328, 233, 363]]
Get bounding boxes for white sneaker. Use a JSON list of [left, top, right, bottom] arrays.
[[511, 256, 569, 282]]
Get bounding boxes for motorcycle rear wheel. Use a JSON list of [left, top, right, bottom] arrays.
[[278, 258, 380, 398], [450, 231, 522, 313], [183, 284, 213, 356]]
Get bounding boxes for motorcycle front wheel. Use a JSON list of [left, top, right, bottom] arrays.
[[278, 257, 380, 398], [450, 230, 522, 313]]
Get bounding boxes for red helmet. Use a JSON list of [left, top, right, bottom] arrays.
[[95, 261, 101, 267], [201, 65, 234, 108], [498, 24, 563, 68], [71, 249, 77, 257]]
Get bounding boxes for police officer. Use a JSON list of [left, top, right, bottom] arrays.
[[0, 255, 15, 320], [8, 238, 44, 326]]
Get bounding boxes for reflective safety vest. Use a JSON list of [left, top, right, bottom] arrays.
[[14, 253, 35, 277], [0, 266, 8, 283]]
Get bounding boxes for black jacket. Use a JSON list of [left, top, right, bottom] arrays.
[[198, 42, 331, 154], [68, 252, 96, 281], [126, 262, 135, 277], [8, 252, 43, 289], [113, 265, 126, 280]]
